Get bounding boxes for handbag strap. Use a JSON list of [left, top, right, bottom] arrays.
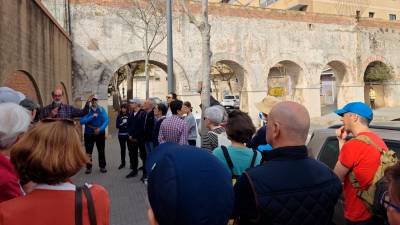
[[221, 145, 235, 177], [75, 185, 97, 225], [75, 187, 83, 225], [250, 150, 258, 168], [82, 185, 97, 225]]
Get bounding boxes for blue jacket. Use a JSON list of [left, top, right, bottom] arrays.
[[80, 106, 109, 135], [233, 146, 342, 225]]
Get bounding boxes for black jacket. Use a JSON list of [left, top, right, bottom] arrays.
[[247, 126, 267, 149], [233, 146, 342, 225], [127, 109, 147, 142], [143, 111, 155, 141], [116, 113, 129, 135], [152, 117, 166, 147]]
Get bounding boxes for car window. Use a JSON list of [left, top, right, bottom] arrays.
[[318, 137, 339, 170], [224, 96, 234, 99], [384, 140, 400, 156]]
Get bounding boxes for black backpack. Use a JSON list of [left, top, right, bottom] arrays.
[[221, 145, 258, 185]]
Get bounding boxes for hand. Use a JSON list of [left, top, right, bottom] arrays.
[[94, 128, 100, 135], [336, 126, 348, 141], [50, 107, 59, 117], [87, 94, 95, 102]]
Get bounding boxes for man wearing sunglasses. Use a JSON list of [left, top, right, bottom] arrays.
[[40, 87, 93, 119], [383, 163, 400, 225]]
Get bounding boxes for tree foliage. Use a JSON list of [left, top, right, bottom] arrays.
[[364, 61, 393, 82]]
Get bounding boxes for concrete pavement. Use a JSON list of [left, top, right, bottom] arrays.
[[73, 134, 149, 225]]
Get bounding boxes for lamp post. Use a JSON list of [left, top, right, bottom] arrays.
[[167, 0, 174, 93]]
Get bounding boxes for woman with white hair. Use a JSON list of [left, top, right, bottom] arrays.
[[0, 103, 31, 202], [201, 105, 230, 150]]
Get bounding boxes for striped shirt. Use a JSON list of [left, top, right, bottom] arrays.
[[201, 127, 226, 151]]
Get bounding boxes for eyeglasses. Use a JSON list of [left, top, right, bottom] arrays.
[[53, 94, 62, 97], [41, 118, 76, 125], [380, 191, 400, 213]]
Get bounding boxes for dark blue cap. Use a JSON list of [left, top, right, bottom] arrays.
[[146, 143, 234, 225], [335, 102, 373, 121]]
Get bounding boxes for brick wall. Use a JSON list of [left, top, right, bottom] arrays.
[[0, 0, 72, 105], [2, 71, 42, 105]]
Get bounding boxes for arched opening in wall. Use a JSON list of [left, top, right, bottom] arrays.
[[363, 61, 393, 109], [108, 60, 168, 110], [320, 61, 347, 116], [210, 60, 246, 112], [267, 61, 302, 101], [2, 70, 43, 106]]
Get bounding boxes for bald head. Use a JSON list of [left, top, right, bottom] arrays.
[[267, 101, 310, 147]]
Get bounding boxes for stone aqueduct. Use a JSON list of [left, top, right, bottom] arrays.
[[70, 1, 400, 119]]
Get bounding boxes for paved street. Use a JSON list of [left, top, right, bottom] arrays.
[[73, 133, 149, 225]]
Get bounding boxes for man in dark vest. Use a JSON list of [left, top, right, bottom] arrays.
[[233, 101, 342, 225]]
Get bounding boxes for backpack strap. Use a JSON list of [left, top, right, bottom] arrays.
[[250, 150, 258, 168], [221, 145, 235, 177], [75, 187, 83, 225], [349, 135, 385, 189], [82, 185, 97, 225]]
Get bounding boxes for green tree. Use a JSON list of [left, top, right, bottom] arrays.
[[364, 62, 393, 82]]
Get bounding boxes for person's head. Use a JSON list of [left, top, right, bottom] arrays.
[[120, 103, 128, 114], [226, 110, 256, 144], [267, 101, 310, 148], [154, 103, 168, 118], [90, 95, 99, 108], [0, 103, 31, 152], [170, 100, 184, 116], [144, 99, 155, 112], [19, 97, 40, 122], [203, 105, 225, 129], [255, 95, 281, 123], [166, 92, 177, 104], [384, 163, 400, 225], [10, 119, 88, 184], [129, 98, 141, 111], [0, 87, 25, 104], [146, 143, 234, 225], [182, 101, 192, 114], [335, 102, 372, 134], [52, 88, 63, 103]]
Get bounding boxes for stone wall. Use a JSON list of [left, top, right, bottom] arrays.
[[69, 1, 400, 119], [0, 0, 72, 105]]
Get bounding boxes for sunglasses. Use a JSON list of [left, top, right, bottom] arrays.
[[380, 191, 400, 213], [41, 118, 75, 125]]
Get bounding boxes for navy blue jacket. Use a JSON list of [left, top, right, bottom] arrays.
[[116, 113, 129, 135], [127, 109, 147, 142], [143, 111, 155, 142], [233, 146, 342, 225], [247, 126, 267, 149]]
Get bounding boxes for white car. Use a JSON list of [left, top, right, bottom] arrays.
[[221, 95, 239, 109]]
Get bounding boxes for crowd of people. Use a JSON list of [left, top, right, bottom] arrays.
[[0, 85, 400, 225]]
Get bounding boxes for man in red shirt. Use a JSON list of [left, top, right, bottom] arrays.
[[334, 102, 386, 225]]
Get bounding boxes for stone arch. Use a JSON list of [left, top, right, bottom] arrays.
[[319, 60, 350, 115], [267, 60, 305, 101], [59, 82, 69, 104], [363, 60, 394, 109], [107, 51, 190, 96], [2, 70, 43, 106], [210, 55, 248, 112]]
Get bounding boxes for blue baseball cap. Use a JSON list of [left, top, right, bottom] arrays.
[[146, 143, 234, 225], [335, 102, 373, 121]]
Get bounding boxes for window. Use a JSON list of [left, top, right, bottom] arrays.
[[318, 137, 339, 170], [384, 140, 400, 156], [389, 14, 397, 21], [369, 12, 375, 18]]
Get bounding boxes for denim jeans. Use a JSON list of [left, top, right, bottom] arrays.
[[144, 141, 154, 154]]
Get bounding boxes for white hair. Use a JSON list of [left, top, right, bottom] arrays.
[[204, 105, 225, 125], [0, 103, 31, 149]]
